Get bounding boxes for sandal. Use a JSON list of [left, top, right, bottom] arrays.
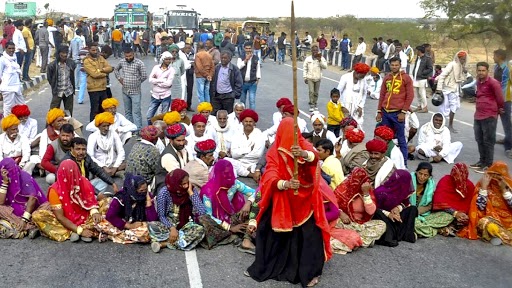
[[307, 277, 320, 287], [237, 246, 256, 255]]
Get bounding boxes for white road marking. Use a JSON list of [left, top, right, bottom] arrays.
[[284, 63, 339, 83], [185, 250, 203, 288]]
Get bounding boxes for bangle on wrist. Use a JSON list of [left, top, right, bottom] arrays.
[[453, 210, 458, 217], [76, 226, 84, 236], [22, 211, 32, 221]]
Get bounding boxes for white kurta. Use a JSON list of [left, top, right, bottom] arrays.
[[228, 128, 265, 177], [18, 118, 38, 142], [227, 112, 243, 132], [0, 133, 31, 167], [263, 117, 308, 144], [415, 116, 463, 164], [337, 72, 367, 128], [87, 131, 125, 168]]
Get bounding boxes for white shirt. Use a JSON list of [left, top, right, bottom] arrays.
[[186, 132, 217, 159], [227, 112, 243, 132], [0, 52, 22, 92], [87, 131, 125, 168], [264, 117, 309, 144], [398, 51, 408, 71], [237, 56, 261, 82], [156, 138, 168, 154], [47, 26, 57, 47], [355, 42, 366, 56], [230, 128, 265, 167], [0, 133, 31, 167], [13, 29, 27, 53], [390, 145, 406, 169], [161, 144, 189, 173], [272, 111, 282, 126], [18, 118, 38, 142]]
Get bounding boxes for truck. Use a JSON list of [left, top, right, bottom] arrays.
[[166, 5, 199, 35], [152, 8, 166, 30], [114, 3, 149, 28]]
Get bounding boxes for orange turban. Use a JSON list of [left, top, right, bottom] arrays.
[[457, 51, 467, 58], [353, 63, 370, 74], [197, 102, 213, 113], [171, 99, 188, 112], [1, 114, 20, 131], [94, 112, 115, 127], [345, 127, 365, 144], [46, 108, 65, 125], [101, 98, 120, 109], [46, 19, 54, 26], [163, 111, 181, 125], [374, 125, 395, 141]]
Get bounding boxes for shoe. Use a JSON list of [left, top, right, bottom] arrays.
[[475, 166, 489, 174], [243, 270, 251, 277], [28, 228, 40, 239], [491, 237, 503, 246], [238, 246, 256, 255], [469, 162, 482, 169], [309, 107, 314, 112], [496, 139, 505, 145], [69, 233, 80, 242], [151, 242, 161, 253], [81, 236, 93, 243]]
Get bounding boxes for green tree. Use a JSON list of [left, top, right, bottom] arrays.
[[420, 0, 512, 53]]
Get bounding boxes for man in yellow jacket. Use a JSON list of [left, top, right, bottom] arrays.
[[83, 43, 113, 122]]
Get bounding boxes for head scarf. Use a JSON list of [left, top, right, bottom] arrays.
[[200, 159, 243, 224], [171, 99, 188, 112], [194, 139, 216, 154], [276, 97, 292, 108], [425, 113, 446, 134], [50, 160, 98, 226], [196, 102, 213, 113], [1, 114, 20, 131], [115, 173, 148, 222], [282, 104, 294, 115], [191, 114, 207, 125], [11, 105, 30, 117], [374, 125, 395, 141], [163, 111, 181, 125], [334, 167, 376, 224], [165, 123, 187, 139], [340, 116, 358, 128], [370, 66, 380, 74], [433, 163, 475, 213], [0, 158, 47, 217], [353, 63, 370, 74], [94, 112, 115, 127], [310, 112, 326, 125], [345, 127, 365, 144], [46, 108, 65, 125], [239, 109, 259, 123], [374, 169, 414, 211], [165, 169, 192, 229], [101, 98, 119, 109], [366, 139, 388, 153], [140, 125, 159, 143]]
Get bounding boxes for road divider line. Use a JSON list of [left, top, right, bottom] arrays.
[[185, 250, 203, 288], [284, 64, 339, 83]]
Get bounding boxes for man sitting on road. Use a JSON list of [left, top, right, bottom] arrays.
[[87, 112, 126, 178], [85, 98, 137, 144], [213, 110, 236, 159], [336, 126, 368, 175], [272, 97, 292, 126], [303, 112, 338, 146], [184, 139, 216, 189], [0, 114, 33, 174], [228, 102, 245, 132], [363, 139, 396, 188], [374, 125, 406, 169], [161, 123, 189, 173], [41, 123, 74, 184], [196, 102, 218, 136], [186, 114, 217, 159], [37, 108, 67, 169], [263, 104, 308, 144]]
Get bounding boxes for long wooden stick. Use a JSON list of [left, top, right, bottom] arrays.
[[291, 0, 299, 195]]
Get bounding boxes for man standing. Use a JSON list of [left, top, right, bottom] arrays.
[[194, 42, 214, 103], [83, 43, 113, 121], [471, 62, 504, 173], [411, 45, 433, 113], [111, 26, 123, 59], [238, 42, 261, 110], [12, 21, 26, 67], [206, 39, 220, 65], [352, 37, 366, 68], [303, 45, 327, 111], [37, 20, 52, 73], [115, 47, 148, 131], [47, 46, 76, 114], [0, 42, 24, 117], [435, 50, 468, 133], [403, 40, 415, 74], [328, 35, 338, 65], [277, 32, 287, 65], [339, 34, 352, 71], [21, 19, 35, 81], [316, 34, 328, 59], [493, 49, 512, 158], [210, 51, 243, 114], [377, 57, 414, 166], [184, 43, 195, 111]]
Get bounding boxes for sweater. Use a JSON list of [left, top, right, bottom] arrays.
[[378, 71, 414, 112]]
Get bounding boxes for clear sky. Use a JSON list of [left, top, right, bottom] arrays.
[[1, 0, 426, 19]]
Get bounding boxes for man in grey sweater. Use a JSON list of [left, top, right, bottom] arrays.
[[37, 20, 52, 73]]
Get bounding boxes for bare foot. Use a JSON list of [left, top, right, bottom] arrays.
[[448, 126, 459, 134], [307, 277, 320, 287], [241, 238, 255, 250]]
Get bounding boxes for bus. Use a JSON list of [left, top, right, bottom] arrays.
[[166, 7, 199, 35], [114, 3, 149, 28]]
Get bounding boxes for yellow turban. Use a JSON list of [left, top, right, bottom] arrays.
[[197, 102, 213, 113], [102, 98, 120, 109], [1, 114, 20, 131], [163, 111, 181, 125], [46, 19, 54, 26], [46, 108, 65, 125], [370, 66, 380, 74], [94, 112, 115, 127]]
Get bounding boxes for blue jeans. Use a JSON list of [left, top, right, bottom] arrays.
[[341, 51, 350, 69], [240, 82, 258, 110], [380, 111, 407, 167], [22, 50, 33, 79], [146, 96, 172, 125], [77, 69, 87, 103], [500, 101, 512, 151], [253, 49, 261, 65], [196, 78, 210, 103], [237, 44, 245, 58], [122, 92, 142, 130], [113, 41, 122, 58], [15, 52, 24, 66], [90, 178, 108, 194], [278, 48, 285, 62]]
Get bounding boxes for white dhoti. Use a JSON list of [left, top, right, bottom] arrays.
[[181, 74, 187, 100], [416, 141, 463, 164], [2, 90, 25, 117], [439, 91, 460, 117]]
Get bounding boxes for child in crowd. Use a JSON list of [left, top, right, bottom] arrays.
[[326, 88, 348, 137]]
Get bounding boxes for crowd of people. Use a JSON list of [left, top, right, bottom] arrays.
[[1, 17, 512, 287]]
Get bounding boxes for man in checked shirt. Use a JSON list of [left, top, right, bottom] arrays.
[[115, 47, 148, 130]]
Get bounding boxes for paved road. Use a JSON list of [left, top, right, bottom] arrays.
[[1, 55, 511, 288]]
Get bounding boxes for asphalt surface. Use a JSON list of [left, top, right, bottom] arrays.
[[1, 54, 511, 288]]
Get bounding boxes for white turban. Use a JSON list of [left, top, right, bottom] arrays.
[[160, 51, 174, 63], [310, 111, 326, 125], [177, 41, 185, 49]]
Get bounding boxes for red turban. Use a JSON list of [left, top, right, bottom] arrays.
[[457, 51, 467, 58], [374, 125, 395, 141], [282, 104, 295, 115], [345, 127, 365, 144], [276, 97, 292, 108], [340, 116, 358, 128], [171, 99, 188, 112], [11, 104, 30, 117], [191, 114, 207, 125], [140, 125, 159, 143], [353, 63, 370, 74], [239, 109, 259, 122], [195, 139, 216, 154], [165, 123, 187, 139], [366, 139, 388, 153]]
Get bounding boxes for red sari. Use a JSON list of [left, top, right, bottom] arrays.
[[433, 163, 475, 214]]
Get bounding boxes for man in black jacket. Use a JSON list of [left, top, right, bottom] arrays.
[[63, 137, 119, 195], [237, 42, 261, 110], [47, 45, 76, 115], [210, 51, 243, 114], [411, 45, 434, 113]]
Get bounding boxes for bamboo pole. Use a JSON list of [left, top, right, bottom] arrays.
[[291, 0, 299, 195]]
